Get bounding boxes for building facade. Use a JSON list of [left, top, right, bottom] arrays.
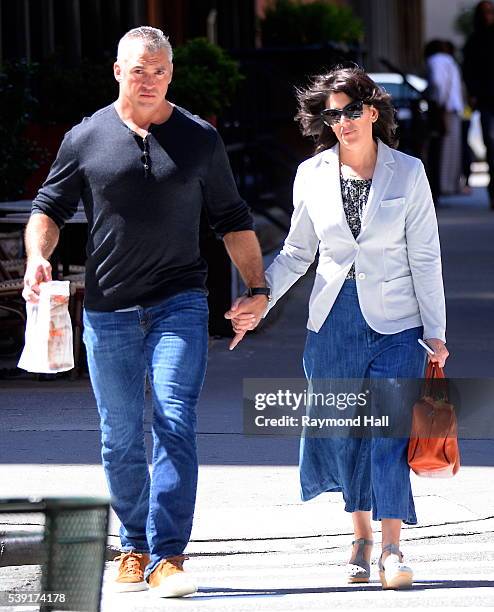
[[1, 0, 425, 70]]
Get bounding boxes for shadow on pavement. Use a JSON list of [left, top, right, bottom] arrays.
[[194, 579, 494, 598]]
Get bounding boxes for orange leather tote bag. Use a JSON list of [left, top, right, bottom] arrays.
[[408, 362, 460, 478]]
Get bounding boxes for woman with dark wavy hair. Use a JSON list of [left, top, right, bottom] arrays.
[[295, 66, 399, 153], [228, 66, 449, 589]]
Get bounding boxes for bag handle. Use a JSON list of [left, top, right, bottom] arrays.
[[425, 362, 445, 380], [424, 362, 448, 401]]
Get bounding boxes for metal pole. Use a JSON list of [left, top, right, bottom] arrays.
[[23, 0, 31, 61], [42, 0, 55, 58], [128, 0, 145, 27], [68, 0, 82, 64]]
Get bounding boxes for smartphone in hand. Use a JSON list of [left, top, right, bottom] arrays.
[[418, 338, 435, 355]]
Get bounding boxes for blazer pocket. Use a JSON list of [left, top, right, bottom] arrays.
[[381, 197, 405, 207], [381, 275, 420, 320]]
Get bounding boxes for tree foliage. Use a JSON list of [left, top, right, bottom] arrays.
[[170, 38, 244, 118], [260, 0, 364, 46]]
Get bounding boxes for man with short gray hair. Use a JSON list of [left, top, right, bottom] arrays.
[[117, 25, 173, 62], [23, 26, 270, 598]]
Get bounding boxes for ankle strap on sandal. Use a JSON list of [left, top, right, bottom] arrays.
[[381, 543, 402, 556], [352, 538, 373, 546]]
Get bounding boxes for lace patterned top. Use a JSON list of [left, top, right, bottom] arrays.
[[340, 175, 372, 279]]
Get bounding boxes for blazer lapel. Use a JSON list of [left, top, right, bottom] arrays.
[[360, 139, 395, 233]]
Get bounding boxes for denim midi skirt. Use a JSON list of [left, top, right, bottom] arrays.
[[299, 279, 426, 524]]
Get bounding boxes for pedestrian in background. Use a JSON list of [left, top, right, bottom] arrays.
[[442, 39, 475, 195], [463, 0, 494, 209], [228, 66, 449, 590], [425, 39, 464, 197]]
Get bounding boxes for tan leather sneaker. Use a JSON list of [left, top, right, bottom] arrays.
[[113, 551, 150, 592], [147, 555, 197, 598]]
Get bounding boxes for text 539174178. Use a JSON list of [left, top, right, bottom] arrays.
[[0, 591, 67, 606]]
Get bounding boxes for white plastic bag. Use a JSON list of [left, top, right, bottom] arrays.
[[18, 280, 74, 373]]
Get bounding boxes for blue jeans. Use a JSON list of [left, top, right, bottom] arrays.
[[300, 280, 426, 524], [82, 290, 208, 578]]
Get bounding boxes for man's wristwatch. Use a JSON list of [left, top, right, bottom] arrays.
[[246, 287, 271, 301]]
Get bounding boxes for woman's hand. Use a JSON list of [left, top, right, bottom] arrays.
[[424, 338, 449, 368]]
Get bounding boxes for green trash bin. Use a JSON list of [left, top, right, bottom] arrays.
[[0, 497, 109, 611]]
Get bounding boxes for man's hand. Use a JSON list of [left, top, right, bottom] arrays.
[[424, 338, 449, 368], [22, 256, 52, 303], [23, 213, 59, 302], [224, 295, 269, 350]]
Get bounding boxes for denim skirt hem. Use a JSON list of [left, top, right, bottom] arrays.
[[301, 481, 418, 525], [300, 482, 342, 503]]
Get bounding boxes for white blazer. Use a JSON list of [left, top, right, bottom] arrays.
[[264, 139, 446, 342]]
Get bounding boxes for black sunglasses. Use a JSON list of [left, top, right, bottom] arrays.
[[320, 100, 366, 127]]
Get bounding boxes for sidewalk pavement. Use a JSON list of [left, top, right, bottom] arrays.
[[0, 188, 493, 610]]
